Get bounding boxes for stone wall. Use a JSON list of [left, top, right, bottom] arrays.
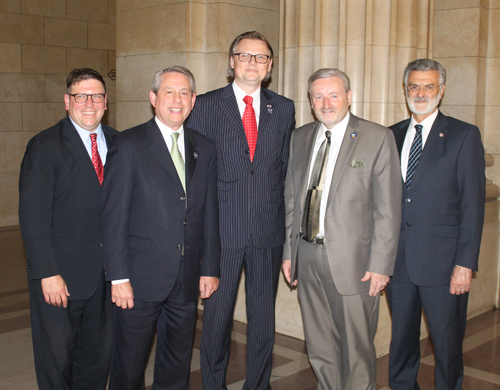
[[0, 0, 116, 226]]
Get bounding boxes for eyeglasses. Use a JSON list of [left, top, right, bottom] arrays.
[[406, 84, 443, 93], [68, 93, 106, 103], [234, 53, 270, 64]]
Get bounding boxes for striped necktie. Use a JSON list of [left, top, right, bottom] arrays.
[[405, 124, 423, 190]]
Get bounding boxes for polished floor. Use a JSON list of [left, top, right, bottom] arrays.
[[1, 225, 499, 390]]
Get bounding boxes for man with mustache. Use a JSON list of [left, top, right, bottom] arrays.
[[386, 59, 486, 389], [282, 68, 401, 389]]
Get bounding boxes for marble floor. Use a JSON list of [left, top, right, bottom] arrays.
[[1, 225, 499, 390]]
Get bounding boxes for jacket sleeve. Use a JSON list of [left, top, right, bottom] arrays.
[[367, 129, 402, 276], [200, 144, 221, 277], [455, 125, 485, 270], [19, 137, 60, 280], [101, 135, 133, 281]]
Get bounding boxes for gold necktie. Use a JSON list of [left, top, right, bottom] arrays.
[[301, 131, 331, 240]]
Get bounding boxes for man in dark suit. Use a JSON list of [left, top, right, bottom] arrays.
[[386, 58, 486, 390], [19, 68, 117, 390], [186, 31, 295, 389], [282, 68, 401, 389], [101, 66, 220, 390]]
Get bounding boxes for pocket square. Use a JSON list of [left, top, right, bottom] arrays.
[[350, 157, 364, 168]]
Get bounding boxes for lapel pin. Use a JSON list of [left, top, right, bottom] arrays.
[[350, 133, 357, 139], [267, 105, 273, 114], [194, 152, 199, 159], [439, 132, 444, 138]]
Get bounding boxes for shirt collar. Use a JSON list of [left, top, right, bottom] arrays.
[[155, 116, 184, 137], [232, 81, 261, 102], [410, 108, 439, 131], [319, 112, 350, 139], [69, 116, 103, 143]]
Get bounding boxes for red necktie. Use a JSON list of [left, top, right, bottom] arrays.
[[90, 133, 104, 185], [242, 95, 258, 161]]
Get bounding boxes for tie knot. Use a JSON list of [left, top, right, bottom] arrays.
[[325, 131, 331, 140], [243, 95, 253, 106], [90, 133, 97, 142], [415, 124, 423, 134], [171, 132, 180, 142]]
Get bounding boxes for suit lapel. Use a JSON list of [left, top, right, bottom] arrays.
[[393, 119, 411, 157], [62, 118, 101, 185], [299, 122, 321, 209], [184, 127, 198, 190], [327, 114, 360, 203], [220, 85, 247, 144], [408, 112, 448, 188], [258, 89, 272, 134], [145, 119, 184, 191]]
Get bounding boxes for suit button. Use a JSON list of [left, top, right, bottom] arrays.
[[250, 170, 254, 175], [99, 242, 103, 247], [183, 220, 188, 225], [180, 196, 186, 201], [405, 198, 411, 202], [405, 222, 411, 227], [177, 245, 182, 250]]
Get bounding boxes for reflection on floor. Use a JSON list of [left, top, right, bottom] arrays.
[[1, 225, 499, 390]]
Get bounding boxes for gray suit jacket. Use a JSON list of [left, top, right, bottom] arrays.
[[283, 114, 402, 295]]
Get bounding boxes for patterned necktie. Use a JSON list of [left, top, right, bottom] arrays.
[[405, 124, 423, 190], [242, 95, 258, 161], [301, 131, 332, 240], [171, 132, 185, 191], [90, 133, 103, 185]]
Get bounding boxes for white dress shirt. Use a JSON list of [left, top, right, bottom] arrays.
[[232, 81, 261, 126], [70, 117, 108, 165], [306, 112, 350, 237], [155, 116, 186, 162], [400, 109, 439, 179]]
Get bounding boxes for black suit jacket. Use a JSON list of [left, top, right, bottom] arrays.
[[391, 111, 485, 286], [19, 117, 119, 300], [186, 84, 296, 249], [101, 118, 220, 302]]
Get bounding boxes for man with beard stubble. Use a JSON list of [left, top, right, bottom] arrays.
[[186, 31, 295, 389], [386, 59, 485, 389]]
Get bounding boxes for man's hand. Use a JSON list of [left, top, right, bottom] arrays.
[[361, 271, 389, 297], [450, 266, 473, 295], [41, 275, 70, 307], [200, 277, 219, 299], [111, 281, 134, 309], [282, 260, 297, 286]]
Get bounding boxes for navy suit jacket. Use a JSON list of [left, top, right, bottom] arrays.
[[391, 111, 485, 286], [186, 84, 295, 249], [19, 117, 119, 300], [101, 118, 220, 302]]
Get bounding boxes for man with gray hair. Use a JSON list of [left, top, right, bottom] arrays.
[[386, 58, 485, 389], [102, 65, 220, 389], [282, 68, 401, 389]]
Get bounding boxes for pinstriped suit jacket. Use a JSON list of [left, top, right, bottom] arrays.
[[187, 84, 296, 249], [101, 119, 220, 302]]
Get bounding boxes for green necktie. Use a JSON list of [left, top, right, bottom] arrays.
[[171, 132, 185, 191]]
